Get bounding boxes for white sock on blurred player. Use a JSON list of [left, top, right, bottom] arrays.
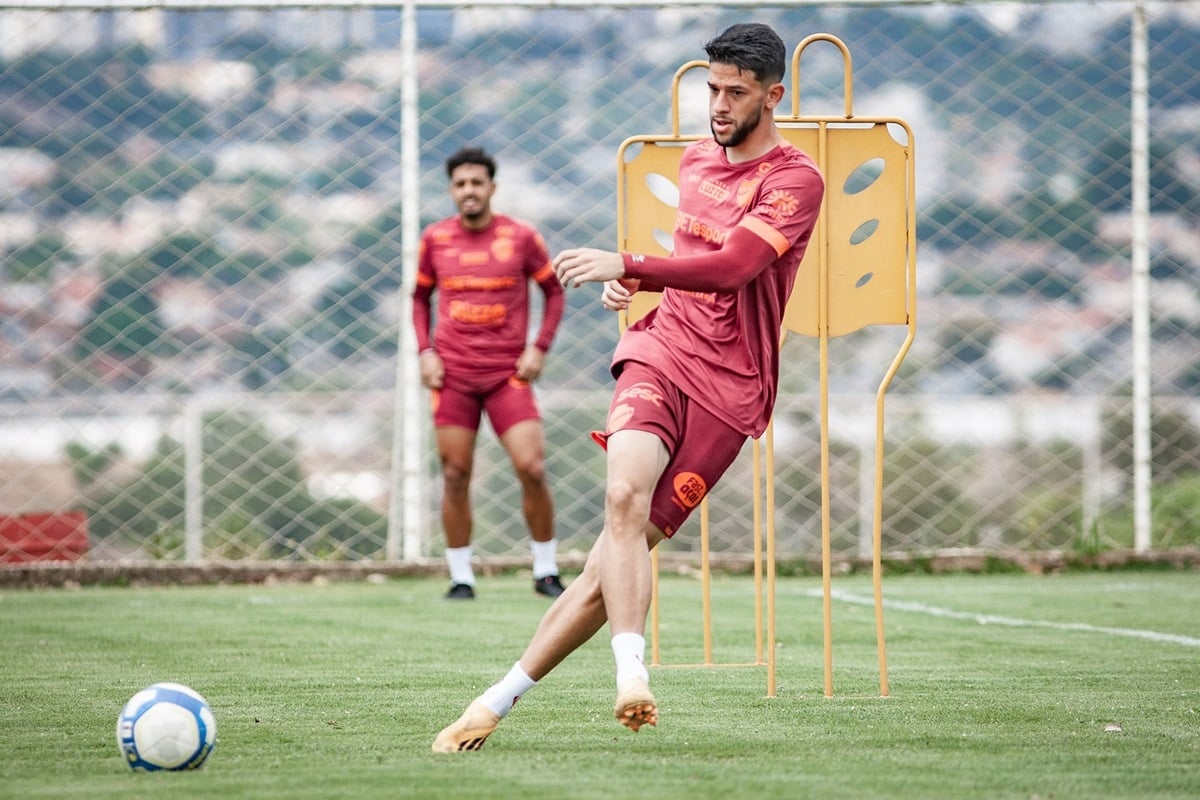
[[445, 546, 474, 586], [530, 538, 558, 580]]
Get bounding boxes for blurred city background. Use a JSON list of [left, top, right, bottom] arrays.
[[0, 1, 1197, 568]]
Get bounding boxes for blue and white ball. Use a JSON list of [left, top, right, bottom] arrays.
[[117, 682, 216, 771]]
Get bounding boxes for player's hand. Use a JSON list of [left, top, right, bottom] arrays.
[[515, 346, 546, 382], [553, 248, 625, 288], [601, 279, 639, 312], [419, 350, 444, 389]]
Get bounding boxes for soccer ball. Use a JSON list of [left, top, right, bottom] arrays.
[[116, 682, 217, 771]]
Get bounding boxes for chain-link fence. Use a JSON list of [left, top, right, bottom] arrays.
[[1, 1, 1197, 570]]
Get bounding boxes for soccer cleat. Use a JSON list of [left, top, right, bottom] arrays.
[[613, 677, 658, 732], [533, 574, 566, 598], [444, 582, 475, 600], [431, 700, 500, 753]]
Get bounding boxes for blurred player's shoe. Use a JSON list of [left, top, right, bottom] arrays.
[[444, 582, 475, 600], [533, 575, 566, 598], [614, 676, 657, 732], [431, 699, 500, 753]]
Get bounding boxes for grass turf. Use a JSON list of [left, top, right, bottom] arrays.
[[1, 570, 1197, 799]]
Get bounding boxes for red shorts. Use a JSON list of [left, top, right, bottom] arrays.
[[432, 373, 540, 436], [593, 362, 746, 538]]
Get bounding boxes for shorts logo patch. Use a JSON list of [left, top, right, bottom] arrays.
[[672, 471, 707, 509], [508, 375, 530, 389], [617, 381, 665, 406], [608, 403, 635, 432]]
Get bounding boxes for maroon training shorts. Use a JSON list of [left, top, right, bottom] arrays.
[[432, 373, 540, 436], [592, 362, 746, 537]]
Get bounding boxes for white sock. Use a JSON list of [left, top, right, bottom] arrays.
[[445, 546, 474, 586], [611, 632, 649, 687], [530, 538, 558, 580], [479, 662, 537, 718]]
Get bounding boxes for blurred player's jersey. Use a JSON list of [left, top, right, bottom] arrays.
[[417, 214, 558, 382], [614, 139, 824, 437]]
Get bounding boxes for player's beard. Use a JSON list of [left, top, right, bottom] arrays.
[[711, 106, 763, 148], [458, 199, 489, 225]]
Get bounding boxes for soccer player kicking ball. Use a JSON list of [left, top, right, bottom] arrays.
[[432, 21, 824, 753]]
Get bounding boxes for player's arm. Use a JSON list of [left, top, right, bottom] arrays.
[[622, 222, 782, 292], [530, 262, 565, 353], [412, 275, 435, 353], [516, 262, 565, 381], [554, 221, 780, 293], [412, 238, 443, 388]]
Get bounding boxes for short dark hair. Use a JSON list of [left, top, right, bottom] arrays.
[[703, 23, 787, 86], [445, 147, 496, 180]]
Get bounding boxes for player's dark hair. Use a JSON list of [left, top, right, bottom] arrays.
[[703, 23, 787, 86], [445, 147, 496, 180]]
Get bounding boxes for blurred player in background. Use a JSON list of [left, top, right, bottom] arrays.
[[432, 23, 824, 750], [412, 147, 567, 600]]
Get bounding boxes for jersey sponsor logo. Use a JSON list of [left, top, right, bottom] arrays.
[[448, 299, 507, 326], [698, 177, 730, 203], [460, 250, 491, 267], [617, 381, 665, 407], [442, 275, 519, 291], [491, 238, 515, 263], [675, 211, 728, 246], [762, 188, 801, 222], [672, 471, 707, 509]]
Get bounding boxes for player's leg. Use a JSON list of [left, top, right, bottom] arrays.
[[597, 428, 670, 730], [432, 520, 663, 753], [431, 383, 485, 598], [590, 367, 748, 731], [436, 425, 478, 597], [497, 418, 554, 544], [490, 378, 563, 596]]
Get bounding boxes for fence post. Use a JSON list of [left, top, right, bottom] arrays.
[[1130, 1, 1153, 554]]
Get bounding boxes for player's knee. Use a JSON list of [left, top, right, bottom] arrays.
[[604, 476, 651, 522], [441, 461, 472, 493], [513, 457, 546, 487]]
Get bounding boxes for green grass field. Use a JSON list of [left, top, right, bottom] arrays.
[[2, 570, 1198, 799]]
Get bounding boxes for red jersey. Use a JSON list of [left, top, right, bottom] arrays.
[[615, 139, 824, 437], [413, 213, 564, 381]]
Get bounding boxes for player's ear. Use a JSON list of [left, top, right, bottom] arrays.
[[765, 82, 785, 110]]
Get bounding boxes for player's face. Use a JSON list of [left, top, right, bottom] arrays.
[[707, 62, 774, 149], [449, 163, 495, 224]]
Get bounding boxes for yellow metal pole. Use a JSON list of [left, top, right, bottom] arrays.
[[650, 547, 661, 666], [701, 498, 713, 665], [752, 437, 764, 666], [816, 120, 835, 699], [765, 419, 778, 697]]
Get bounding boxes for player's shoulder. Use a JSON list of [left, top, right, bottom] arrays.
[[766, 143, 824, 190], [492, 213, 537, 232], [775, 141, 821, 171], [492, 214, 545, 243], [682, 138, 721, 162], [422, 216, 461, 240]]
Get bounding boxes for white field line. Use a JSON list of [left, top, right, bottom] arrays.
[[807, 588, 1200, 649]]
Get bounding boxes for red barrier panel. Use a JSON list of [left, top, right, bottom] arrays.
[[0, 511, 89, 563]]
